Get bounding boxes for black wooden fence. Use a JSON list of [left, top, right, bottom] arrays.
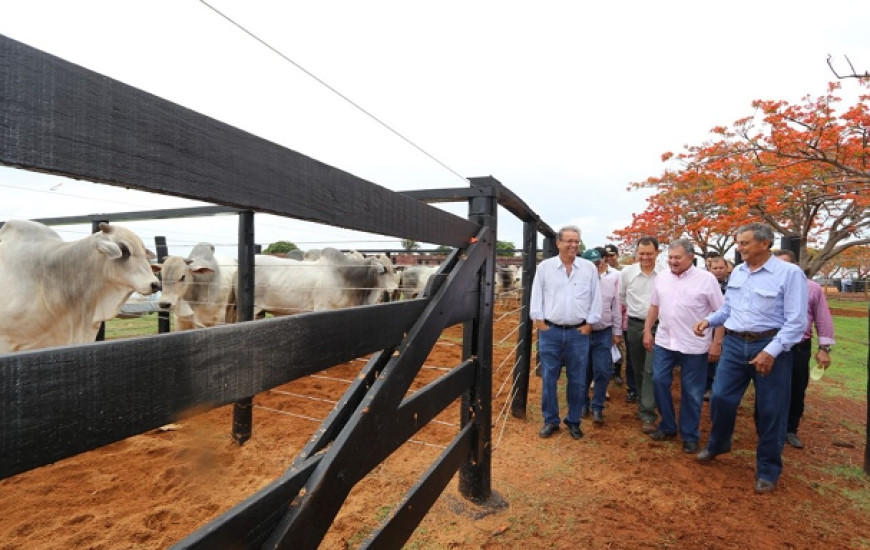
[[0, 33, 556, 547]]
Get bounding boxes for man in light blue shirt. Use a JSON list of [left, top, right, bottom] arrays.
[[530, 225, 602, 440], [693, 223, 808, 494]]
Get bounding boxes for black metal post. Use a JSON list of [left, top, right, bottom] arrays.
[[781, 235, 801, 262], [92, 220, 108, 341], [459, 177, 496, 503], [154, 236, 171, 334], [232, 211, 255, 445], [510, 219, 538, 418]]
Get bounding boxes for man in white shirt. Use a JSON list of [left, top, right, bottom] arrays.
[[619, 236, 663, 434], [530, 226, 602, 440]]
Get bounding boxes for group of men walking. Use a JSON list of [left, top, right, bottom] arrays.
[[529, 222, 834, 493]]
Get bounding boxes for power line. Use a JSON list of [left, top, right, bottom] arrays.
[[198, 0, 469, 184]]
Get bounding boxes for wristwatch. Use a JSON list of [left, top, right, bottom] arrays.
[[818, 345, 832, 353]]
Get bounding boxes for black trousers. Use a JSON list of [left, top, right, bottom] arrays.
[[787, 338, 812, 434]]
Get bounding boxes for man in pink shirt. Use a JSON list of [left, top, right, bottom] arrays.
[[643, 239, 725, 452], [773, 250, 835, 449]]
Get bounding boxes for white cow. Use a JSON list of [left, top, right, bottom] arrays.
[[0, 219, 161, 353], [252, 247, 396, 316], [157, 243, 238, 330], [494, 264, 521, 306], [397, 265, 438, 299], [368, 253, 399, 302]]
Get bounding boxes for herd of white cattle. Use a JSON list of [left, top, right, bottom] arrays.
[[0, 220, 523, 354]]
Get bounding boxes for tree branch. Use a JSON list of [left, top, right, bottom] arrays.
[[827, 54, 870, 80]]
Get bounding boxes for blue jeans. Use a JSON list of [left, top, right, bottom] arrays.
[[538, 326, 590, 427], [587, 327, 613, 412], [652, 345, 708, 442], [708, 334, 792, 483]]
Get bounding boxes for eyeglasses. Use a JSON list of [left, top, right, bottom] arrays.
[[560, 239, 580, 244]]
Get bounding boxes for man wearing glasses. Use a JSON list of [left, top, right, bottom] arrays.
[[530, 226, 602, 440]]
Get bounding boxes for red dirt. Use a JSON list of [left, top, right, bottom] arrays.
[[1, 308, 868, 549]]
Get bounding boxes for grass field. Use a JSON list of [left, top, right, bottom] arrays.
[[818, 295, 869, 401]]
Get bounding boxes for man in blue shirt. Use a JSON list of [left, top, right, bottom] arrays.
[[693, 223, 807, 494], [530, 225, 602, 440]]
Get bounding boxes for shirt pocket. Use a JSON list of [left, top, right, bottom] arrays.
[[572, 282, 590, 301], [750, 288, 779, 313]]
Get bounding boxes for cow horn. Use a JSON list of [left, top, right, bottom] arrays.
[[98, 222, 113, 234]]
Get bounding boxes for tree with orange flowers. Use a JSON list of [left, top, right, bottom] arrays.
[[830, 244, 870, 279], [616, 79, 870, 277]]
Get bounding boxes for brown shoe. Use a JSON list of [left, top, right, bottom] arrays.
[[641, 421, 657, 434]]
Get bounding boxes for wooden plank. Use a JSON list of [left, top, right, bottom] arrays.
[[260, 228, 492, 548], [173, 456, 321, 550], [175, 361, 475, 549], [0, 300, 444, 480], [362, 424, 473, 549], [293, 349, 395, 462], [0, 34, 478, 247], [470, 175, 557, 238], [400, 187, 482, 202], [353, 359, 475, 474], [34, 206, 246, 225]]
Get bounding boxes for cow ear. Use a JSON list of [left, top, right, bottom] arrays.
[[150, 263, 162, 273], [188, 260, 215, 274], [97, 239, 123, 260], [145, 248, 157, 260]]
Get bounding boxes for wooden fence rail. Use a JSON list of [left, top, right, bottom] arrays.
[[0, 32, 555, 547]]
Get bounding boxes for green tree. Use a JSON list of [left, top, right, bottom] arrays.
[[434, 244, 452, 254], [401, 239, 420, 252], [263, 240, 298, 254], [496, 241, 516, 257]]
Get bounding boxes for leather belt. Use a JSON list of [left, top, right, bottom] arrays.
[[725, 328, 778, 342], [545, 319, 587, 330]]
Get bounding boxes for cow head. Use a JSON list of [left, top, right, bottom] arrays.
[[96, 222, 161, 295], [371, 254, 398, 302], [157, 254, 216, 317]]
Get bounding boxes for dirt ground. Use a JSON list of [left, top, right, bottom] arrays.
[[1, 305, 868, 549]]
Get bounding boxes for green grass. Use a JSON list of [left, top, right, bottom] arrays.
[[819, 314, 869, 401], [105, 314, 163, 339], [827, 294, 870, 311]]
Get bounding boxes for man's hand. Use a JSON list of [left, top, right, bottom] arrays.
[[708, 342, 722, 363], [815, 349, 831, 370], [693, 320, 710, 337], [579, 324, 592, 335], [535, 320, 549, 331], [612, 334, 624, 346], [642, 330, 654, 351], [749, 350, 775, 376]]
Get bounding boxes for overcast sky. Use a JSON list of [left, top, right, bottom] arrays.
[[2, 1, 869, 257]]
